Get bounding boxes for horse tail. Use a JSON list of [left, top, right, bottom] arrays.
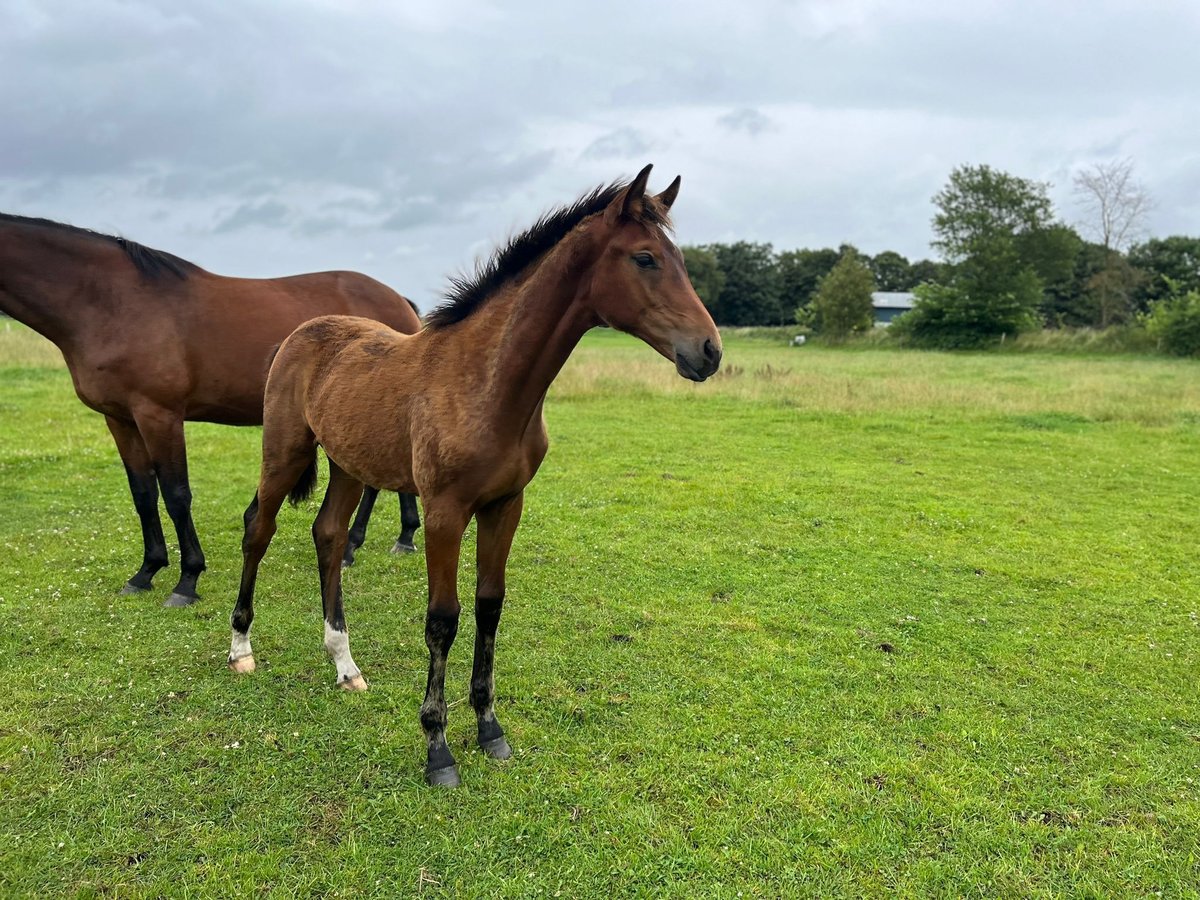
[[288, 450, 319, 507]]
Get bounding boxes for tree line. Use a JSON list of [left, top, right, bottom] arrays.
[[683, 160, 1200, 354]]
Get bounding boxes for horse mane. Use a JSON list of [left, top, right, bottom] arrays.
[[424, 178, 673, 330], [0, 212, 197, 280]]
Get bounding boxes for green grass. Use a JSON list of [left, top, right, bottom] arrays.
[[1, 323, 1199, 897]]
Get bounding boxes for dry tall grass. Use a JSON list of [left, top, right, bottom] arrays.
[[556, 331, 1200, 426], [3, 320, 1197, 427], [0, 319, 65, 368]]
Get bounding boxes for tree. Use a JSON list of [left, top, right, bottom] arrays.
[[710, 241, 781, 326], [903, 164, 1057, 345], [777, 247, 839, 316], [908, 259, 943, 287], [932, 164, 1056, 263], [681, 245, 725, 318], [811, 250, 876, 339], [1072, 158, 1151, 252], [869, 251, 911, 292], [1128, 236, 1200, 310]]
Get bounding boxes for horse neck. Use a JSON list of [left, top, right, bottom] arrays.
[[450, 224, 605, 433], [0, 224, 114, 346]]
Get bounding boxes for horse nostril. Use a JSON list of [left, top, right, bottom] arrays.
[[703, 338, 718, 363]]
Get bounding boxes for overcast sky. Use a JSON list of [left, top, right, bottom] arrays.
[[3, 0, 1197, 310]]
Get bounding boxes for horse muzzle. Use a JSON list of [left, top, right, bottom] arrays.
[[674, 337, 722, 382]]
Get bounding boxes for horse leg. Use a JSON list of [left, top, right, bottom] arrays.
[[105, 416, 168, 594], [131, 405, 205, 607], [420, 500, 470, 787], [472, 491, 524, 761], [313, 462, 367, 690], [229, 443, 318, 674], [342, 485, 379, 568], [392, 492, 421, 554]]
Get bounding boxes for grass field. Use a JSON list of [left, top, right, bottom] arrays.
[[1, 322, 1199, 897]]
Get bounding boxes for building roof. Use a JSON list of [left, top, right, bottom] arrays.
[[871, 291, 915, 310]]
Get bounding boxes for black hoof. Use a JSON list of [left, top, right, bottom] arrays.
[[480, 736, 512, 760], [390, 540, 417, 555], [121, 582, 151, 596], [163, 592, 199, 608], [341, 555, 355, 569], [426, 765, 461, 788]]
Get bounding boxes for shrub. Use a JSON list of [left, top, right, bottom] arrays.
[[1142, 290, 1200, 357]]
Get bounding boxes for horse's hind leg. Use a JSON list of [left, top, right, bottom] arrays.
[[105, 416, 168, 594], [130, 405, 206, 607], [342, 485, 379, 568], [393, 492, 421, 554], [313, 462, 367, 690], [229, 440, 318, 674]]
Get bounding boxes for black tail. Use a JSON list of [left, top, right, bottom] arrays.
[[288, 451, 319, 507]]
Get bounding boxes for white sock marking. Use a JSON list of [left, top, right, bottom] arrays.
[[324, 621, 361, 682], [230, 629, 253, 662]]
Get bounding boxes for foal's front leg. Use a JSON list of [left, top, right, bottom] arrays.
[[472, 492, 524, 761], [420, 502, 470, 787]]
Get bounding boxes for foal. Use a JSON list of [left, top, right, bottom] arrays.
[[227, 165, 722, 786]]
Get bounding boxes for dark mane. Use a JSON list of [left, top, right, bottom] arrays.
[[0, 212, 197, 280], [425, 178, 672, 330]]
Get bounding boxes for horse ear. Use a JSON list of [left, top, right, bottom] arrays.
[[655, 175, 681, 210], [607, 163, 654, 224]]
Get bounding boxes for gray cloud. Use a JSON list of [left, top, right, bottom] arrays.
[[717, 108, 775, 136], [2, 0, 1198, 307]]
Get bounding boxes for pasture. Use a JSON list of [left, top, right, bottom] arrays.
[[1, 321, 1199, 897]]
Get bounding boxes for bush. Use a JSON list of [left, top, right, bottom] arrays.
[[889, 278, 1041, 350], [1142, 290, 1200, 357]]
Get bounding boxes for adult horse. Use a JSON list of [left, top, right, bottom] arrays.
[[0, 213, 422, 606], [227, 164, 722, 786]]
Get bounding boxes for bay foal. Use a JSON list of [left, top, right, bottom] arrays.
[[228, 165, 722, 786], [0, 214, 421, 604]]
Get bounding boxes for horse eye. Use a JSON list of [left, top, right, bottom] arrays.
[[633, 253, 657, 269]]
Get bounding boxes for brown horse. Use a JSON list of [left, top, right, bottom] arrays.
[[0, 213, 422, 606], [227, 165, 722, 786]]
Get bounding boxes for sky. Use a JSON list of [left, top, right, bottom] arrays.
[[3, 0, 1198, 311]]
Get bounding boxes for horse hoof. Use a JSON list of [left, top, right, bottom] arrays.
[[163, 593, 198, 608], [426, 765, 461, 788], [228, 655, 256, 674], [480, 736, 512, 760], [339, 673, 368, 692], [341, 556, 355, 569], [121, 582, 150, 595], [390, 541, 417, 555]]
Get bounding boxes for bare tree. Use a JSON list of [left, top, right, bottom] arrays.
[[1072, 158, 1152, 251]]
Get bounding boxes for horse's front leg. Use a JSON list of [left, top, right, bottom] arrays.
[[132, 405, 205, 607], [104, 416, 169, 594], [342, 484, 380, 568], [420, 500, 470, 786], [393, 492, 421, 554], [472, 492, 524, 761]]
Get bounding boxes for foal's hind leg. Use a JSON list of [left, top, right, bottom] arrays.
[[342, 485, 380, 568], [472, 492, 524, 761], [393, 492, 421, 554], [228, 448, 316, 674], [105, 416, 169, 594], [314, 462, 367, 690]]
